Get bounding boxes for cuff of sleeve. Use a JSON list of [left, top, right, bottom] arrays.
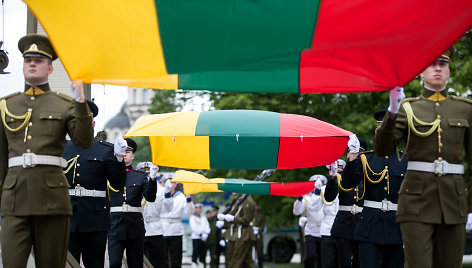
[[187, 197, 192, 203], [314, 189, 321, 195], [297, 196, 303, 201], [381, 112, 397, 132], [165, 192, 171, 198], [74, 101, 92, 117]]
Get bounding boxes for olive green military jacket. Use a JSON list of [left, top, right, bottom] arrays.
[[223, 196, 257, 242], [0, 87, 94, 216], [375, 88, 472, 224]]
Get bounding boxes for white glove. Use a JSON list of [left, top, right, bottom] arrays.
[[315, 179, 323, 190], [329, 162, 337, 177], [348, 134, 360, 154], [253, 226, 259, 235], [164, 179, 172, 193], [149, 164, 159, 179], [219, 239, 226, 247], [298, 216, 308, 228], [70, 80, 85, 103], [201, 233, 208, 242], [114, 137, 127, 156], [224, 214, 235, 222], [216, 220, 224, 229], [466, 213, 472, 232], [217, 213, 226, 221], [388, 86, 405, 114]]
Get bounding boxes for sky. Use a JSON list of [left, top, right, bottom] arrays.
[[0, 0, 138, 133]]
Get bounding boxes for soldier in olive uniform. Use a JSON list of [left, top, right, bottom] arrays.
[[0, 34, 94, 268], [107, 138, 158, 268], [375, 52, 472, 267], [342, 115, 408, 268], [253, 205, 266, 268], [64, 100, 127, 267]]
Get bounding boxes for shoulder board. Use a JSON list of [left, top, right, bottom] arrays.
[[401, 97, 421, 104], [98, 140, 113, 147], [53, 92, 74, 102], [0, 92, 21, 101], [131, 169, 147, 174], [451, 96, 472, 105], [359, 150, 374, 155]]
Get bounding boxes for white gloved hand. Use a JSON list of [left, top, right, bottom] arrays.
[[217, 213, 226, 221], [348, 134, 360, 154], [466, 213, 472, 232], [165, 179, 172, 193], [149, 164, 159, 180], [114, 137, 127, 157], [330, 162, 338, 177], [70, 80, 85, 103], [315, 179, 323, 190], [216, 220, 225, 229], [201, 233, 208, 242], [219, 239, 226, 247], [253, 226, 259, 235], [388, 86, 405, 114], [298, 216, 308, 228], [224, 214, 235, 222]]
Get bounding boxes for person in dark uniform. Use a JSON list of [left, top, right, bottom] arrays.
[[375, 51, 472, 267], [0, 34, 94, 268], [253, 205, 266, 268], [63, 100, 127, 267], [342, 111, 408, 268], [208, 205, 225, 268], [107, 138, 158, 268], [324, 141, 365, 268]]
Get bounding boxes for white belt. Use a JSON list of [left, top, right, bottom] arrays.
[[407, 160, 464, 175], [164, 218, 181, 224], [69, 186, 106, 198], [338, 205, 363, 214], [363, 200, 397, 211], [144, 216, 160, 223], [110, 204, 142, 213], [9, 153, 67, 168]]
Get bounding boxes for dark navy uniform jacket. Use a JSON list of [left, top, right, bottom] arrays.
[[64, 139, 126, 232], [325, 158, 364, 240], [342, 151, 407, 245], [108, 165, 157, 240]]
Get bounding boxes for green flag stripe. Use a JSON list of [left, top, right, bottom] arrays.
[[156, 0, 320, 74], [218, 179, 271, 195]]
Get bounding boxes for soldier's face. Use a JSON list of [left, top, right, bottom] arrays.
[[420, 60, 450, 90], [123, 150, 134, 166], [23, 57, 53, 86]]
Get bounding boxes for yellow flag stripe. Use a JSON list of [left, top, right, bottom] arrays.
[[125, 112, 201, 137], [150, 136, 210, 169]]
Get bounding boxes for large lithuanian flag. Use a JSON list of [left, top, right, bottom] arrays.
[[24, 0, 472, 93]]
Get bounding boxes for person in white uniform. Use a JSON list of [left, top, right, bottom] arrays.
[[189, 203, 211, 268]]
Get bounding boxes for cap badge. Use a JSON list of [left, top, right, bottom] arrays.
[[29, 43, 38, 51]]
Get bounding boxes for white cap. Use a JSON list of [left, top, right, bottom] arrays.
[[309, 174, 327, 184], [136, 161, 152, 171]]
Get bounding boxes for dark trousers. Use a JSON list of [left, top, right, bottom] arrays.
[[231, 240, 254, 268], [335, 237, 360, 268], [215, 242, 225, 268], [165, 235, 183, 268], [1, 215, 70, 268], [192, 238, 207, 264], [69, 231, 108, 268], [320, 235, 337, 268], [144, 235, 168, 268], [305, 235, 321, 268], [108, 236, 144, 268], [358, 242, 404, 268], [400, 221, 465, 268], [255, 237, 264, 268]]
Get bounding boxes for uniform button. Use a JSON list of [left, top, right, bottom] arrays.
[[28, 108, 32, 112], [27, 135, 32, 140], [133, 184, 136, 186], [10, 118, 14, 122], [77, 154, 80, 157], [104, 206, 107, 209], [438, 157, 443, 161], [458, 122, 462, 126], [385, 166, 388, 169], [385, 156, 388, 159], [384, 187, 387, 190], [77, 163, 80, 167], [76, 173, 80, 177], [30, 96, 35, 101], [406, 189, 409, 192], [437, 115, 441, 119], [435, 102, 440, 107], [439, 143, 443, 147], [26, 149, 31, 153], [94, 158, 96, 160], [60, 182, 63, 186], [123, 201, 126, 204], [28, 122, 33, 127], [48, 115, 52, 119], [401, 174, 404, 176]]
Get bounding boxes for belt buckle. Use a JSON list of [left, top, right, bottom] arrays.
[[381, 200, 389, 212], [351, 205, 357, 214], [75, 186, 83, 197], [433, 160, 444, 175], [22, 153, 35, 168], [122, 205, 129, 212]]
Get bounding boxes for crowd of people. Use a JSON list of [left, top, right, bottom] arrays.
[[1, 29, 471, 268]]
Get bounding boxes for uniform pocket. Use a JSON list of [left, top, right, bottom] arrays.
[[44, 172, 70, 210], [1, 170, 18, 211], [456, 178, 467, 217], [355, 212, 372, 239], [40, 112, 63, 136], [448, 118, 469, 143], [397, 178, 424, 216]]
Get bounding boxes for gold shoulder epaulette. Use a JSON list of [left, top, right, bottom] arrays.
[[53, 92, 74, 102], [0, 92, 21, 101], [401, 96, 421, 104], [451, 96, 472, 105]]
